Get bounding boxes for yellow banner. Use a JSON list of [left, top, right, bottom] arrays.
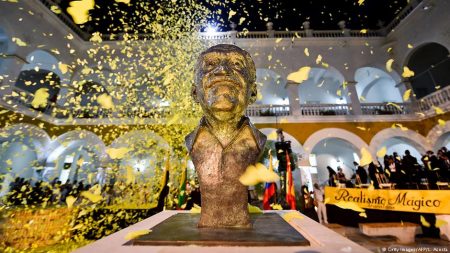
[[324, 187, 450, 214]]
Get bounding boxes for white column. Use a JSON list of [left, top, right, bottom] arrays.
[[346, 81, 362, 115], [286, 81, 301, 116]]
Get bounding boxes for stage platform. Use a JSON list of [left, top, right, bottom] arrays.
[[74, 210, 371, 253]]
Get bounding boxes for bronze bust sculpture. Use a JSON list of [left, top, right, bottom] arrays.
[[185, 44, 267, 228]]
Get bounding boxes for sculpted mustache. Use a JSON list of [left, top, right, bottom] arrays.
[[205, 76, 241, 89]]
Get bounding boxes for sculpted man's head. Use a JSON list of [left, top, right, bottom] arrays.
[[192, 44, 257, 122]]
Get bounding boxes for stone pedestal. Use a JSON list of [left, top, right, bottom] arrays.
[[74, 210, 371, 253]]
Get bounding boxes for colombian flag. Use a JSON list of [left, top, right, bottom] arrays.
[[285, 152, 296, 210], [263, 151, 276, 210]]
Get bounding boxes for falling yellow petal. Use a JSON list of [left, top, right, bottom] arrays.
[[334, 201, 365, 213], [358, 0, 365, 5], [97, 93, 114, 109], [275, 38, 282, 43], [58, 62, 69, 74], [359, 147, 372, 166], [228, 10, 236, 19], [438, 119, 446, 126], [420, 215, 430, 227], [315, 54, 322, 64], [282, 211, 303, 222], [403, 89, 412, 101], [267, 131, 278, 140], [80, 191, 103, 203], [376, 147, 387, 158], [407, 44, 413, 49], [304, 48, 310, 56], [239, 17, 246, 25], [433, 106, 444, 115], [386, 59, 394, 72], [271, 203, 283, 210], [239, 163, 280, 186], [115, 0, 130, 3], [287, 67, 311, 83], [12, 37, 27, 47], [248, 204, 263, 214], [356, 126, 366, 131], [125, 230, 151, 240], [31, 88, 49, 108], [106, 147, 130, 159], [360, 29, 367, 34], [67, 0, 95, 25], [66, 196, 77, 208], [50, 5, 61, 14], [435, 219, 448, 228], [402, 66, 415, 78]]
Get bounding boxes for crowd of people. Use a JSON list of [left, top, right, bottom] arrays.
[[325, 147, 450, 190]]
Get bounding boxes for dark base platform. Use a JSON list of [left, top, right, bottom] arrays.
[[126, 213, 310, 246]]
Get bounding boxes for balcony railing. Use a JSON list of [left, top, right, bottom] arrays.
[[361, 102, 413, 115], [417, 85, 450, 112], [298, 103, 350, 116], [246, 104, 290, 117]]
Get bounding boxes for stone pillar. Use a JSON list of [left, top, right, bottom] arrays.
[[338, 20, 350, 37], [346, 81, 362, 115], [303, 21, 313, 37], [229, 22, 237, 39], [286, 81, 301, 116], [266, 22, 274, 38], [396, 79, 418, 112]]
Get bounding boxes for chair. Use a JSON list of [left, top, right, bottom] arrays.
[[375, 173, 394, 189]]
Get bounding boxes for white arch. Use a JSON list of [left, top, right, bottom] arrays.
[[369, 128, 431, 156], [304, 128, 369, 154], [426, 121, 450, 151], [46, 130, 107, 163], [0, 123, 51, 162]]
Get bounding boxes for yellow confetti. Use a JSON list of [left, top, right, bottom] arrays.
[[356, 126, 366, 131], [115, 0, 130, 4], [282, 211, 304, 222], [90, 32, 103, 43], [97, 93, 114, 109], [58, 62, 69, 74], [190, 204, 201, 213], [359, 147, 372, 166], [403, 89, 412, 101], [376, 147, 387, 158], [358, 0, 365, 5], [50, 5, 61, 14], [125, 230, 151, 240], [248, 204, 263, 214], [402, 66, 415, 78], [267, 131, 278, 140], [435, 219, 448, 228], [438, 119, 446, 126], [407, 44, 413, 49], [66, 33, 74, 40], [420, 215, 430, 227], [239, 17, 246, 25], [359, 212, 367, 218], [67, 0, 95, 25], [106, 147, 131, 159], [31, 88, 49, 108], [386, 59, 394, 72], [287, 67, 311, 83], [228, 10, 236, 19], [336, 89, 342, 97], [268, 54, 272, 61], [275, 38, 282, 43], [334, 201, 366, 213], [360, 29, 367, 34], [239, 163, 279, 186], [12, 37, 27, 47], [271, 204, 283, 210], [433, 106, 444, 115], [304, 48, 309, 56], [80, 191, 103, 203], [315, 54, 322, 64], [66, 196, 77, 208]]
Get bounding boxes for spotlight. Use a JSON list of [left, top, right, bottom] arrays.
[[205, 24, 218, 34]]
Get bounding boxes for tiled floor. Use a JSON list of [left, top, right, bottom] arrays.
[[327, 224, 449, 253]]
